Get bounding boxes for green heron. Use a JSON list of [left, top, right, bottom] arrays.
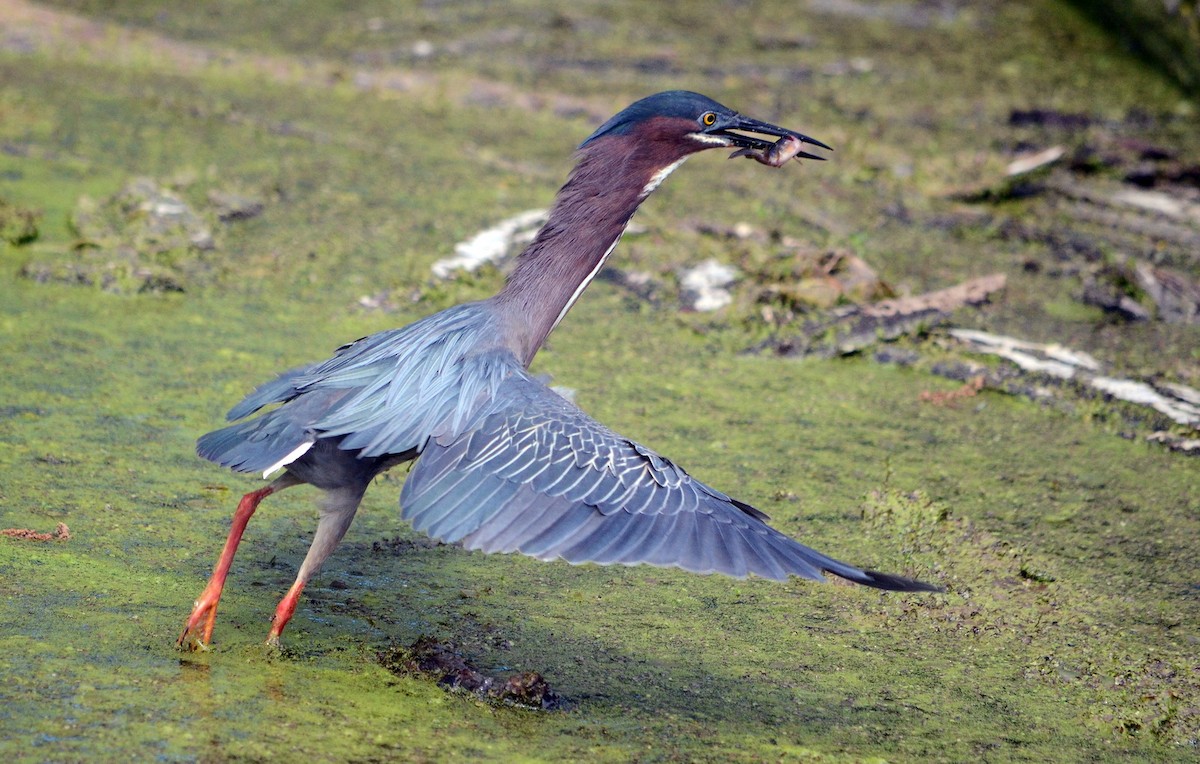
[[180, 91, 939, 650]]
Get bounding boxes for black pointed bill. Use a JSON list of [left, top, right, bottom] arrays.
[[708, 114, 832, 160]]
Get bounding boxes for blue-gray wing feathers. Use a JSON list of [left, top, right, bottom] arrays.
[[400, 370, 936, 589], [197, 301, 937, 591], [197, 303, 509, 476]]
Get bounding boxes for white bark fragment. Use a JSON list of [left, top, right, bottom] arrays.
[[948, 329, 1101, 375], [432, 209, 548, 279], [1005, 146, 1065, 176], [1090, 377, 1200, 426], [948, 328, 1200, 427], [679, 259, 740, 312]]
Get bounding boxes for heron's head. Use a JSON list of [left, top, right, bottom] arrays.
[[580, 90, 830, 166]]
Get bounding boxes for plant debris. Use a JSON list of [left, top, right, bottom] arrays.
[[597, 266, 664, 305], [370, 534, 441, 555], [1078, 258, 1200, 324], [943, 146, 1067, 200], [206, 189, 265, 222], [753, 273, 1006, 357], [1, 522, 70, 542], [919, 375, 984, 406], [378, 636, 571, 711], [948, 115, 1200, 331], [941, 328, 1200, 449], [752, 248, 892, 314], [18, 177, 264, 294]]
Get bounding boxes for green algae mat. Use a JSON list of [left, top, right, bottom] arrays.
[[1, 1, 1197, 761]]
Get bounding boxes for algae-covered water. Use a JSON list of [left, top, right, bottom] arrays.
[[1, 1, 1197, 761]]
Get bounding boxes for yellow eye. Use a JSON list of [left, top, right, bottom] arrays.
[[701, 112, 717, 127]]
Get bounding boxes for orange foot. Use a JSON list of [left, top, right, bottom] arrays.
[[178, 582, 223, 651], [176, 484, 281, 651], [264, 580, 305, 648]]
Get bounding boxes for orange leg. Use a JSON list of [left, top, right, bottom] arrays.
[[262, 484, 365, 647], [266, 580, 306, 647], [178, 476, 298, 650]]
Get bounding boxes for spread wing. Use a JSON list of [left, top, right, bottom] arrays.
[[196, 303, 510, 476], [401, 370, 937, 591]]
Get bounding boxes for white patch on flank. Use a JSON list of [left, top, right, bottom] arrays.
[[262, 441, 315, 479], [640, 157, 688, 197], [550, 232, 625, 334], [686, 132, 732, 147]]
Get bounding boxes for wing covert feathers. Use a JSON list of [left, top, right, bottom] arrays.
[[402, 371, 940, 592]]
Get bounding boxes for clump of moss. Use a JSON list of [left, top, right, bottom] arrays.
[[19, 177, 263, 294], [861, 487, 950, 557], [0, 198, 40, 245]]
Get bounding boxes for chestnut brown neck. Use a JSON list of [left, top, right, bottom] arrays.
[[492, 125, 695, 366]]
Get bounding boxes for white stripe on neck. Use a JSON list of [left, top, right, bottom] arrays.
[[549, 228, 626, 334], [686, 132, 732, 147], [640, 157, 688, 197], [553, 156, 690, 336]]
